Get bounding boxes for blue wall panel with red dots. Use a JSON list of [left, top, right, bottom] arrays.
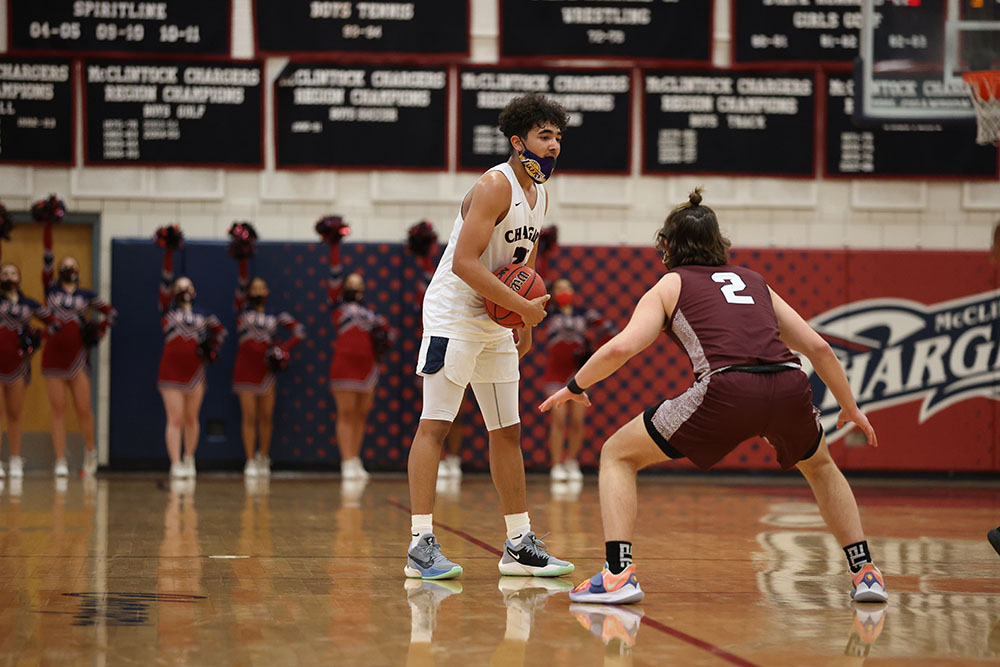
[[110, 240, 998, 472]]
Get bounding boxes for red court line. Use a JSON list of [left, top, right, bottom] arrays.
[[639, 617, 760, 667], [387, 497, 760, 666]]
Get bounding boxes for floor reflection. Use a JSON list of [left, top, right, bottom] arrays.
[[756, 501, 1000, 661], [404, 579, 462, 665], [0, 476, 997, 665], [570, 603, 643, 662], [845, 603, 887, 657]]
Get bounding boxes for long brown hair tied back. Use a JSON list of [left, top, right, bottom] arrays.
[[654, 187, 730, 270]]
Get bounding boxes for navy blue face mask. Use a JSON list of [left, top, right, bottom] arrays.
[[516, 137, 556, 184]]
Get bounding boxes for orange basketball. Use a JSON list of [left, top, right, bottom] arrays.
[[483, 264, 547, 328]]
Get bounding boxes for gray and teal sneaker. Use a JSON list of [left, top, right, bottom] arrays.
[[404, 533, 463, 580], [498, 531, 575, 577]]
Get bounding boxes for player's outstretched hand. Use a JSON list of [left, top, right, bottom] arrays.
[[539, 386, 590, 413], [837, 407, 877, 447], [520, 294, 550, 328]]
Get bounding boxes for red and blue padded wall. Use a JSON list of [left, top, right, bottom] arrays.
[[110, 240, 998, 472]]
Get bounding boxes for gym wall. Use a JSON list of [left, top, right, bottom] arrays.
[[110, 241, 999, 472], [1, 0, 997, 471]]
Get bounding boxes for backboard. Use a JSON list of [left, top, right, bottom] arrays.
[[855, 0, 1000, 122]]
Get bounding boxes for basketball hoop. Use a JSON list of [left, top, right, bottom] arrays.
[[962, 70, 1000, 146]]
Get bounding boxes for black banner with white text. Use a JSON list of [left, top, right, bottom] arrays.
[[9, 0, 231, 56], [0, 58, 74, 165], [642, 70, 816, 176], [458, 67, 631, 173], [254, 0, 469, 58], [274, 62, 448, 169], [83, 59, 263, 167], [500, 0, 711, 63]]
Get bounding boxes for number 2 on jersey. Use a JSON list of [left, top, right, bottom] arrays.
[[712, 272, 755, 305]]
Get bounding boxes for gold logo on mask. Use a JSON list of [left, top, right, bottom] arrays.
[[521, 157, 546, 183]]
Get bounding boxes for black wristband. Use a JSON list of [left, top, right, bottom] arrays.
[[567, 377, 585, 395]]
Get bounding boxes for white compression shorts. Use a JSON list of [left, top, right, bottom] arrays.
[[416, 335, 520, 431]]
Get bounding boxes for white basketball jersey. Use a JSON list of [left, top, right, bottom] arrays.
[[423, 162, 547, 341]]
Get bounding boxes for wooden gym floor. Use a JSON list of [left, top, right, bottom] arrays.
[[0, 473, 998, 666]]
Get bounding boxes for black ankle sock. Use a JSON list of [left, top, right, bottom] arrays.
[[605, 541, 633, 575], [844, 540, 872, 573]]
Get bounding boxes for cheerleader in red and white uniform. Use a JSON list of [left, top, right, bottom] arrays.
[[541, 277, 616, 481], [408, 221, 465, 481], [0, 263, 57, 479], [156, 229, 227, 478], [41, 218, 117, 477], [318, 216, 393, 479], [230, 224, 305, 477]]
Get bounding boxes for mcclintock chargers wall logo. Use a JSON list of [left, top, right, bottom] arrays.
[[804, 289, 1000, 441]]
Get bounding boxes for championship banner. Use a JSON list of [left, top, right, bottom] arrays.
[[499, 0, 711, 63], [83, 59, 263, 167], [0, 57, 74, 165], [824, 74, 998, 179], [642, 69, 817, 176], [274, 62, 448, 169], [731, 0, 862, 65], [254, 0, 469, 58], [8, 0, 231, 57], [731, 0, 947, 67], [458, 67, 631, 174]]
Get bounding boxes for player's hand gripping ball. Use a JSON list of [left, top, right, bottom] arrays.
[[482, 264, 547, 328]]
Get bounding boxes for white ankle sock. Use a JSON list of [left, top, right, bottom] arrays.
[[504, 512, 531, 543], [411, 514, 433, 548]]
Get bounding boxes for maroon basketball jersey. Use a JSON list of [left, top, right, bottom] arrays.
[[667, 264, 798, 376]]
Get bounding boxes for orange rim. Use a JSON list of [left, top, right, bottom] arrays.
[[962, 70, 1000, 101]]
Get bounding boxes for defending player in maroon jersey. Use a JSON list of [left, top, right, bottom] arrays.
[[0, 263, 57, 479], [541, 189, 888, 606], [157, 244, 226, 479], [232, 256, 305, 477], [41, 221, 117, 477]]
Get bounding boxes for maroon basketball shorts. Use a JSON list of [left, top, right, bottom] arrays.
[[642, 367, 822, 470]]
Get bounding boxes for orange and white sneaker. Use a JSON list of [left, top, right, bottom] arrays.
[[568, 564, 644, 605], [850, 563, 888, 603]]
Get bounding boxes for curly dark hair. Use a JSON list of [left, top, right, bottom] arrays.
[[497, 93, 569, 140], [654, 188, 731, 270]]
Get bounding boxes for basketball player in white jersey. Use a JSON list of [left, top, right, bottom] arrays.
[[405, 93, 574, 580]]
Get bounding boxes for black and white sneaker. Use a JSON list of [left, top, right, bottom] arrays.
[[497, 531, 574, 577]]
